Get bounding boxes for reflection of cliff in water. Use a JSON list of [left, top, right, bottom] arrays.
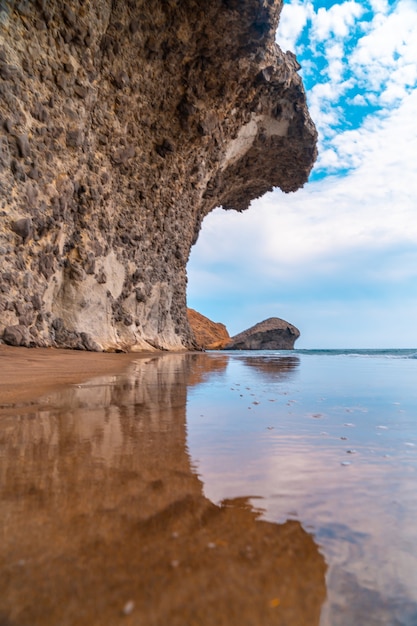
[[0, 353, 325, 626], [237, 355, 300, 382]]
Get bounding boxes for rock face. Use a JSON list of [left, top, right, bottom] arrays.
[[225, 317, 300, 350], [0, 1, 317, 351], [187, 308, 230, 350]]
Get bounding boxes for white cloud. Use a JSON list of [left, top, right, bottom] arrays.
[[310, 81, 340, 102], [349, 0, 417, 101], [349, 94, 367, 106], [282, 0, 417, 172], [368, 0, 389, 13], [311, 1, 364, 41], [341, 87, 417, 171], [276, 0, 314, 52]]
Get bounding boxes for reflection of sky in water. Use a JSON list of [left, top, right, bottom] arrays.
[[2, 351, 417, 625], [186, 352, 417, 625], [0, 353, 326, 626]]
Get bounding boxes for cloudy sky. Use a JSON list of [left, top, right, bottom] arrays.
[[187, 0, 417, 349]]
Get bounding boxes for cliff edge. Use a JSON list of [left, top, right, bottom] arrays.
[[0, 1, 317, 351], [187, 308, 230, 350]]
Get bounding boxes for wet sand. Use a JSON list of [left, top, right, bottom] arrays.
[[0, 345, 156, 405], [2, 348, 416, 625], [0, 351, 326, 626]]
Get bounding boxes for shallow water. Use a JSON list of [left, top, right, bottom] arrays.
[[1, 350, 417, 625]]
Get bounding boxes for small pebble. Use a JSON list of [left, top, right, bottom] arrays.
[[123, 601, 135, 616], [341, 461, 351, 466]]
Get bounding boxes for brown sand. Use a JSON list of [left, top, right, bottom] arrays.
[[0, 352, 326, 625], [0, 344, 156, 405]]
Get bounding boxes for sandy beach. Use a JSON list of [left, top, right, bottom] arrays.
[[1, 348, 416, 625], [0, 349, 326, 626], [0, 345, 158, 406]]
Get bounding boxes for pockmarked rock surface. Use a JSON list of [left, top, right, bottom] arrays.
[[0, 1, 317, 351], [187, 308, 230, 350], [225, 317, 300, 350]]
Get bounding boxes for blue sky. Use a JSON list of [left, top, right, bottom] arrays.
[[187, 0, 417, 348]]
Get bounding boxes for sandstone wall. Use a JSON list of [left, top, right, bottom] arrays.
[[0, 0, 317, 351], [187, 307, 230, 349]]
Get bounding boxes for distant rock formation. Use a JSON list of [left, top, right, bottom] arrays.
[[0, 1, 316, 351], [225, 317, 300, 350], [187, 308, 230, 350]]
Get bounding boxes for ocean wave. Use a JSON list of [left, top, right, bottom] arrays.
[[292, 349, 417, 360], [224, 349, 417, 360]]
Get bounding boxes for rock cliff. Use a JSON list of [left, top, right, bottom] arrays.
[[225, 317, 300, 350], [0, 0, 317, 351], [187, 308, 230, 349]]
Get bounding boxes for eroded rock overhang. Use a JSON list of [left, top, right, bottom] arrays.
[[0, 0, 317, 351]]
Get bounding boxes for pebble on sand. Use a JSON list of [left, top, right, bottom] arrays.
[[123, 600, 135, 616]]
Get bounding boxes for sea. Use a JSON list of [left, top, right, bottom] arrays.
[[188, 349, 417, 625], [1, 348, 417, 625]]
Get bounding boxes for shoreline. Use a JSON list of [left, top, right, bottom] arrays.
[[0, 345, 166, 406]]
